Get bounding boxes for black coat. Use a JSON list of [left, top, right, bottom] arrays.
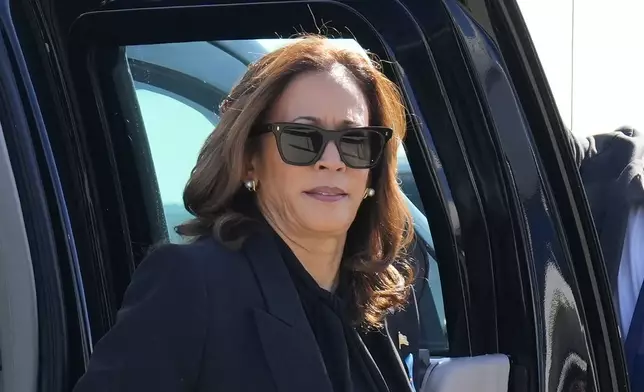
[[568, 127, 644, 295], [568, 126, 644, 388], [72, 228, 414, 392]]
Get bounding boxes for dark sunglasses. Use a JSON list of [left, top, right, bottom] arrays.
[[254, 122, 393, 169]]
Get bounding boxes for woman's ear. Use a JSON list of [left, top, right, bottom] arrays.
[[244, 148, 259, 182], [244, 162, 255, 182], [243, 152, 261, 192]]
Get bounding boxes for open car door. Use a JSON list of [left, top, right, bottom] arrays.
[[426, 1, 631, 391], [1, 0, 630, 391]]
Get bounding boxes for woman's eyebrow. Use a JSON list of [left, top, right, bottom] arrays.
[[292, 115, 320, 123], [291, 116, 361, 127]]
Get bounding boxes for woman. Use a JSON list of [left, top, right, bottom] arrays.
[[73, 35, 416, 392]]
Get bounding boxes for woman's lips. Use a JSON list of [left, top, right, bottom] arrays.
[[304, 192, 347, 202], [303, 186, 348, 202]]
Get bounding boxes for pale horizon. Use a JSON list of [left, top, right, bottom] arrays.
[[517, 0, 643, 137]]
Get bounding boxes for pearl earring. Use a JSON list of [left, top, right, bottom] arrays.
[[244, 180, 257, 192], [363, 188, 375, 199]]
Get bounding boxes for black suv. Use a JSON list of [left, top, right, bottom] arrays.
[[0, 0, 628, 391]]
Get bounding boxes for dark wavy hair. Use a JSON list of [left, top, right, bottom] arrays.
[[176, 35, 414, 328]]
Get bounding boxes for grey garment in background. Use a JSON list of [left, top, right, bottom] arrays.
[[566, 126, 644, 319]]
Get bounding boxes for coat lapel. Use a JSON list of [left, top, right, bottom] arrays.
[[361, 320, 415, 392], [242, 231, 333, 392]]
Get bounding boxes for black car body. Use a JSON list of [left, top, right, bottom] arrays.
[[0, 0, 629, 391]]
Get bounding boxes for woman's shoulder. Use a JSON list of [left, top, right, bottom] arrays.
[[140, 237, 251, 282], [148, 236, 240, 258], [131, 236, 264, 315]]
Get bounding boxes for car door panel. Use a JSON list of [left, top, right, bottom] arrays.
[[423, 354, 511, 392], [0, 1, 79, 389], [0, 114, 39, 392]]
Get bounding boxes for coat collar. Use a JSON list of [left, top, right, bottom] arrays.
[[240, 227, 413, 392], [242, 228, 302, 326], [242, 229, 334, 392]]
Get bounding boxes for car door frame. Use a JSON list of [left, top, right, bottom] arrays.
[[448, 0, 629, 390]]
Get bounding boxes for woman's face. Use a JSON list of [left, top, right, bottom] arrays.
[[250, 65, 371, 236]]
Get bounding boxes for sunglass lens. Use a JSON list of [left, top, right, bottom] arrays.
[[339, 130, 385, 168], [278, 125, 323, 165]]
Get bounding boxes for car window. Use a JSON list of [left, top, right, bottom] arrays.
[[134, 86, 217, 242], [126, 38, 447, 353]]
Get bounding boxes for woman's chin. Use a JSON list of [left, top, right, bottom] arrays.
[[299, 213, 354, 234]]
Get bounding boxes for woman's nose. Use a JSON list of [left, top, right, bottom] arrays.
[[315, 142, 346, 171]]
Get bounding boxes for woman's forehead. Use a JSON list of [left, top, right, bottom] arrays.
[[267, 69, 369, 126]]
